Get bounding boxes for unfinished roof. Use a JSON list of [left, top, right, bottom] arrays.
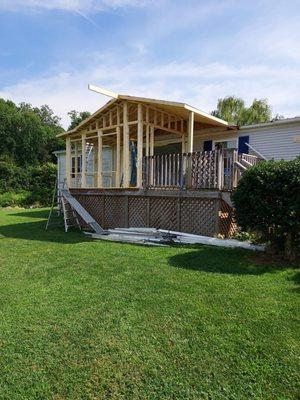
[[58, 85, 229, 138]]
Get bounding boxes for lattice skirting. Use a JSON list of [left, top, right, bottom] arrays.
[[70, 189, 235, 238]]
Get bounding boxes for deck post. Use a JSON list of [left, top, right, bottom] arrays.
[[150, 126, 154, 156], [66, 137, 71, 188], [187, 111, 194, 153], [97, 129, 103, 187], [145, 108, 150, 157], [74, 141, 78, 187], [123, 101, 130, 187], [81, 133, 87, 187], [218, 150, 224, 190], [181, 134, 186, 153], [137, 103, 143, 188], [116, 126, 121, 187], [145, 125, 150, 156]]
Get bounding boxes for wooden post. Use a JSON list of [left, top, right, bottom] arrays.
[[66, 137, 71, 188], [97, 130, 103, 187], [218, 150, 224, 190], [123, 101, 130, 187], [145, 108, 150, 157], [181, 134, 186, 154], [150, 126, 154, 156], [137, 103, 143, 188], [149, 126, 155, 185], [232, 149, 238, 189], [81, 133, 87, 187], [116, 126, 121, 187], [145, 125, 150, 157], [187, 111, 194, 153], [74, 141, 78, 187]]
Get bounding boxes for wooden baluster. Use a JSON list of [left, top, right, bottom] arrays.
[[172, 153, 175, 187]]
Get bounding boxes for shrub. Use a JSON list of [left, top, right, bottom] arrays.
[[0, 161, 30, 191], [0, 190, 31, 207], [0, 162, 57, 207], [28, 163, 57, 206], [232, 158, 300, 261]]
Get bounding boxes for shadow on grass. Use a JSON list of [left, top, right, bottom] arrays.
[[9, 209, 51, 219], [0, 209, 87, 244], [168, 246, 293, 276]]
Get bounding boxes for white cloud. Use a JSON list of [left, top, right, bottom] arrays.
[[0, 0, 147, 13], [1, 1, 300, 128], [1, 56, 299, 129]]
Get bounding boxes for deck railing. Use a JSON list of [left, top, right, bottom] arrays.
[[143, 149, 259, 191], [238, 153, 260, 166]]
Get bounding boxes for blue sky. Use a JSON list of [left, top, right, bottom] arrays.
[[0, 0, 300, 127]]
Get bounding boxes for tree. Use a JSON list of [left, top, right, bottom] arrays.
[[211, 96, 277, 126], [68, 110, 91, 130], [211, 96, 245, 125], [0, 98, 64, 166], [232, 158, 300, 261]]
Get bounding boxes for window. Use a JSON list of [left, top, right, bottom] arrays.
[[71, 155, 82, 177]]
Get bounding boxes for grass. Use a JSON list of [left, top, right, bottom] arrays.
[[0, 208, 299, 399]]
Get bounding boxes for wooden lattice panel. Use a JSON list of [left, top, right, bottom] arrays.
[[180, 198, 216, 236], [150, 197, 178, 231], [104, 195, 126, 228], [71, 190, 230, 238], [128, 196, 148, 227], [219, 199, 236, 238], [84, 195, 105, 228], [72, 194, 89, 228]]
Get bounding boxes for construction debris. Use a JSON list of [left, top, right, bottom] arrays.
[[84, 227, 265, 251]]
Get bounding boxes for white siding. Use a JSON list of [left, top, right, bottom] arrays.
[[241, 122, 300, 161], [193, 122, 300, 160], [56, 147, 113, 187], [193, 130, 238, 152], [57, 152, 66, 187]]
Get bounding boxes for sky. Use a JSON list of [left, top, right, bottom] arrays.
[[0, 0, 300, 128]]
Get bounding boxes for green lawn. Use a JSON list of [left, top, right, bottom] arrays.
[[0, 208, 299, 399]]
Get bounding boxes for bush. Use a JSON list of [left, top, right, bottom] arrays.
[[0, 161, 30, 191], [28, 163, 57, 206], [0, 191, 31, 207], [232, 158, 300, 261], [0, 162, 57, 207]]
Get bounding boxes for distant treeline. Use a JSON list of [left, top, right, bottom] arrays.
[[0, 98, 91, 206]]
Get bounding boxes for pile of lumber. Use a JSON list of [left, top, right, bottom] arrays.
[[84, 227, 265, 251]]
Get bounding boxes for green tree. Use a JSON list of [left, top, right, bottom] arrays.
[[211, 96, 278, 126], [0, 99, 64, 166], [212, 96, 245, 125], [68, 110, 91, 130]]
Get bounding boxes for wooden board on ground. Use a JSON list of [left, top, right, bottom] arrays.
[[84, 226, 265, 251]]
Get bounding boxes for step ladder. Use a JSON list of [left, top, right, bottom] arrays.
[[45, 179, 81, 232], [60, 188, 104, 234], [60, 192, 81, 232], [45, 179, 104, 234]]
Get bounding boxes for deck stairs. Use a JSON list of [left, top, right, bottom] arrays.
[[234, 144, 268, 173], [234, 160, 248, 172], [226, 145, 268, 208]]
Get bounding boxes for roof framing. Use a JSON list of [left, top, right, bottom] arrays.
[[58, 85, 229, 138]]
